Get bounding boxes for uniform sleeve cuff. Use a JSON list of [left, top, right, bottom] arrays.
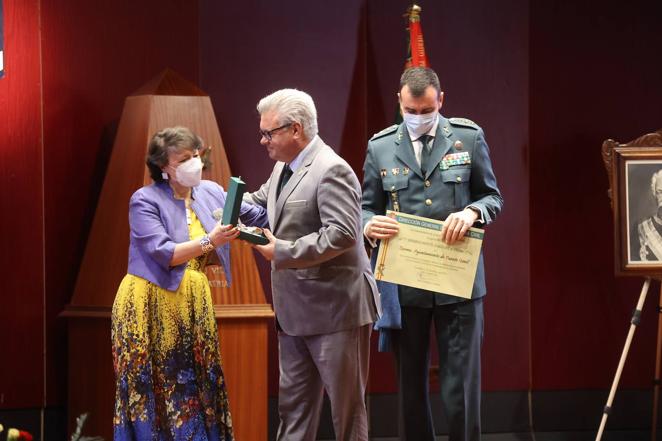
[[363, 221, 378, 248], [466, 205, 485, 224]]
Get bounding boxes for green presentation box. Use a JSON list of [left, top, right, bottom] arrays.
[[222, 176, 269, 245]]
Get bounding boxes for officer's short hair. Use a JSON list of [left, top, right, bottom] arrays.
[[400, 67, 441, 98], [257, 89, 318, 140], [651, 169, 662, 195]]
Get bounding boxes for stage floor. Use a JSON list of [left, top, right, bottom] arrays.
[[360, 431, 653, 441]]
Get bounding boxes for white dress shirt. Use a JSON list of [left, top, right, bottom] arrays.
[[408, 114, 440, 167]]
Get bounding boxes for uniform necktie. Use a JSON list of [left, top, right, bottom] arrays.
[[419, 134, 433, 175], [277, 164, 293, 199]]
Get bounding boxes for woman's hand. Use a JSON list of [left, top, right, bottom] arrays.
[[169, 223, 238, 267], [209, 223, 240, 247]]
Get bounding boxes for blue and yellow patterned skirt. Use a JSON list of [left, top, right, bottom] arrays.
[[111, 255, 233, 440]]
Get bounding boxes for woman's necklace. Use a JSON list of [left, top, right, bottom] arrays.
[[184, 197, 193, 225], [171, 185, 193, 225]]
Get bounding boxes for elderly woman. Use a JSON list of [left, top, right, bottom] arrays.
[[111, 126, 267, 440]]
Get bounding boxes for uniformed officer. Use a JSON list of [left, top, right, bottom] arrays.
[[361, 67, 503, 441]]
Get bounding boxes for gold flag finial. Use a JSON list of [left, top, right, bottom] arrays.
[[406, 4, 422, 22]]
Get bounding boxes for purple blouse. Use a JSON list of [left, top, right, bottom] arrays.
[[126, 180, 268, 291]]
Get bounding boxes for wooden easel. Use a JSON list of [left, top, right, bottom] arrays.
[[653, 287, 662, 440], [596, 279, 662, 441], [600, 130, 662, 441], [595, 278, 650, 441]]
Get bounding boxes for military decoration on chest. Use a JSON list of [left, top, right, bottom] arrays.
[[371, 126, 413, 213], [390, 189, 400, 212], [440, 151, 471, 171], [385, 168, 402, 212]]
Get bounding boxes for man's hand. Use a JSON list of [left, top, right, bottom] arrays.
[[253, 228, 276, 261], [366, 214, 400, 240], [440, 208, 479, 245]]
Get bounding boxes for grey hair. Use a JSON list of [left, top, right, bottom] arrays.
[[652, 169, 662, 194], [146, 126, 202, 182], [257, 89, 318, 140]]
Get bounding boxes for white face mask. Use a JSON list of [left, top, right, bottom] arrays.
[[402, 111, 438, 139], [172, 156, 202, 187]]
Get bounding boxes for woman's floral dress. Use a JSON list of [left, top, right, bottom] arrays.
[[112, 210, 233, 440]]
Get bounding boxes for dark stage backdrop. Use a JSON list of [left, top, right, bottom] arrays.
[[199, 0, 530, 395], [0, 0, 200, 421], [529, 0, 662, 390], [0, 0, 44, 409], [2, 0, 662, 437], [40, 0, 200, 408]]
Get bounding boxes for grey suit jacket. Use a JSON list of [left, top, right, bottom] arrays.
[[246, 137, 380, 336], [362, 116, 503, 307]]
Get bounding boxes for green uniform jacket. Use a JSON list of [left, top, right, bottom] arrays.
[[361, 115, 503, 306]]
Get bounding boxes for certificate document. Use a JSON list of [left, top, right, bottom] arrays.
[[374, 210, 484, 299]]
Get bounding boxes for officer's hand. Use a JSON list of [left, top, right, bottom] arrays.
[[366, 215, 400, 240], [441, 208, 479, 245]]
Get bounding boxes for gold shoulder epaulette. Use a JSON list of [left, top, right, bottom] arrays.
[[370, 124, 399, 140], [449, 117, 479, 129]]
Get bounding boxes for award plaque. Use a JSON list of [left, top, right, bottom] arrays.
[[220, 176, 269, 245], [374, 210, 483, 299]]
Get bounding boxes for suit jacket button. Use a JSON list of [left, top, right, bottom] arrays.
[[424, 180, 431, 187], [425, 199, 432, 206], [456, 176, 462, 182]]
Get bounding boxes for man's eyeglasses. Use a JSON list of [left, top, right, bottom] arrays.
[[259, 123, 292, 141]]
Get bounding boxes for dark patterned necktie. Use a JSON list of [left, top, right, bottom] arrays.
[[419, 135, 433, 175], [277, 164, 293, 198]]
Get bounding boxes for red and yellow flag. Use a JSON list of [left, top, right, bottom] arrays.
[[404, 4, 429, 69], [396, 4, 430, 122]]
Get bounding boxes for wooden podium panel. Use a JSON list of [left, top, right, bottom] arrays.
[[66, 316, 115, 440], [62, 70, 273, 440], [217, 305, 274, 441]]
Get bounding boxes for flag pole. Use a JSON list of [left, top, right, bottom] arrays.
[[404, 4, 429, 69]]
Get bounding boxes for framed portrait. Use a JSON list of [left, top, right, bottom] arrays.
[[604, 132, 662, 276]]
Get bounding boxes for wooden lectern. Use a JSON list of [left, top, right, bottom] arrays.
[[61, 69, 273, 440]]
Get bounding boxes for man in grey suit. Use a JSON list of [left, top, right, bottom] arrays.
[[246, 88, 380, 441], [362, 67, 503, 441]]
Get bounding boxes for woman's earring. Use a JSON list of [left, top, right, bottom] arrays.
[[162, 171, 169, 180]]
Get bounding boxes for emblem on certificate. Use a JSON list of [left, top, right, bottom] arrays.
[[375, 210, 484, 299]]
